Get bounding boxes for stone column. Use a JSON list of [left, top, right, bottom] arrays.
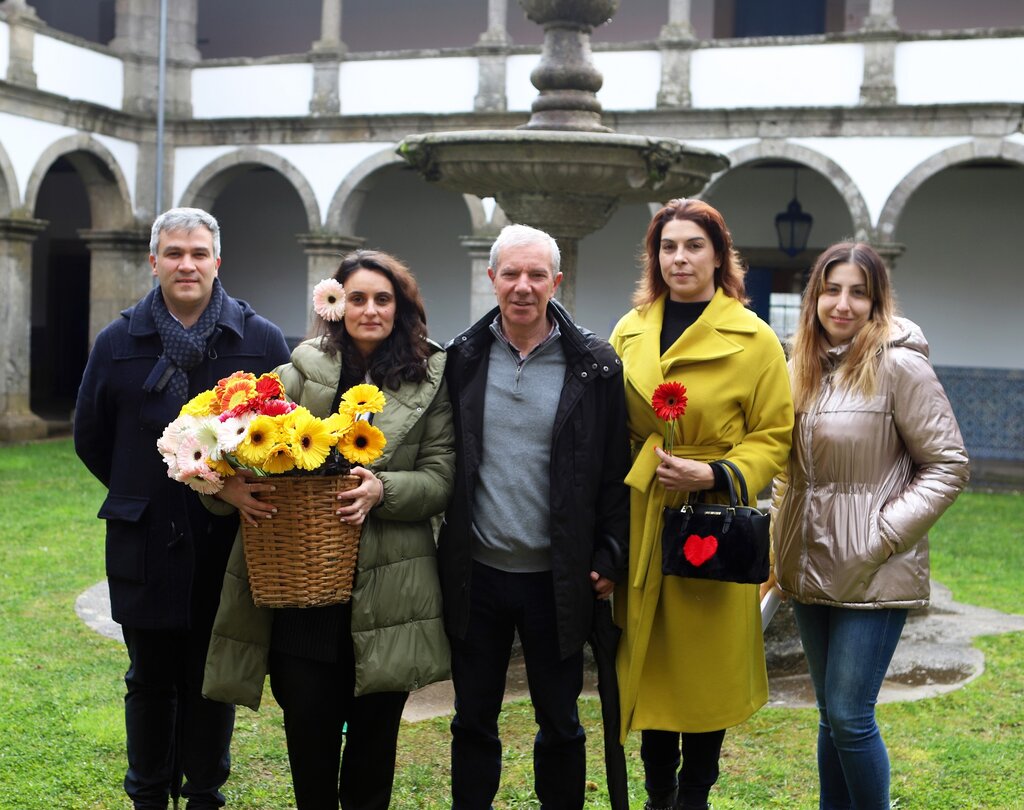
[[297, 233, 364, 331], [657, 0, 696, 108], [859, 0, 899, 105], [475, 0, 510, 112], [872, 241, 906, 272], [310, 0, 345, 115], [0, 217, 48, 441], [110, 0, 199, 117], [459, 233, 501, 323], [3, 0, 43, 88], [79, 228, 153, 348]]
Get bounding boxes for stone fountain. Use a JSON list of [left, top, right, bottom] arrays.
[[397, 0, 728, 313]]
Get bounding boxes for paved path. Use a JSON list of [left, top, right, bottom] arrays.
[[76, 579, 1024, 720]]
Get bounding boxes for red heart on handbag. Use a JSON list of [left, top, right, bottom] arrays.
[[683, 534, 718, 567]]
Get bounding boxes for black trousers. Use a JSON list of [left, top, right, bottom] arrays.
[[640, 728, 727, 809], [268, 646, 408, 810], [450, 562, 586, 810], [121, 625, 234, 810]]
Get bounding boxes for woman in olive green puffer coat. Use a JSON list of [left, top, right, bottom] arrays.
[[203, 250, 454, 810]]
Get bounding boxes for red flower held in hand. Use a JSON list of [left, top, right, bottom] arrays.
[[652, 382, 688, 422], [683, 534, 718, 567]]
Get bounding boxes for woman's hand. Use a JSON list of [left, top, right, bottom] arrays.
[[215, 469, 278, 527], [336, 466, 384, 527], [653, 446, 715, 493]]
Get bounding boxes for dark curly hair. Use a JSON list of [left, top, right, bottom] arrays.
[[315, 250, 431, 390]]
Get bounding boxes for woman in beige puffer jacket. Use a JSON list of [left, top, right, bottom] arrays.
[[772, 242, 968, 810]]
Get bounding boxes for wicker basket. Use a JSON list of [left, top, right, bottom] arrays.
[[240, 474, 361, 608]]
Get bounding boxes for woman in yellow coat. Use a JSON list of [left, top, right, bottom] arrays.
[[611, 199, 794, 810]]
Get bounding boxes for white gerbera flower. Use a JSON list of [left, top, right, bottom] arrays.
[[216, 412, 255, 454], [312, 278, 346, 322]]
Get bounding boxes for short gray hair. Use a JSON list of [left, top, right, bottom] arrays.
[[488, 224, 560, 276], [150, 207, 221, 259]]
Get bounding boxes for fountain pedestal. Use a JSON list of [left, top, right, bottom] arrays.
[[398, 0, 728, 310]]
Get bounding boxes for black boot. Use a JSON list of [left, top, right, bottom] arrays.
[[644, 788, 678, 810]]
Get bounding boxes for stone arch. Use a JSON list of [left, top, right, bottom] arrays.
[[0, 141, 20, 216], [326, 148, 481, 235], [876, 139, 1024, 242], [178, 148, 321, 231], [703, 141, 873, 241], [23, 134, 133, 228]]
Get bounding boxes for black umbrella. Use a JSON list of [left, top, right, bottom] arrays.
[[588, 598, 629, 810]]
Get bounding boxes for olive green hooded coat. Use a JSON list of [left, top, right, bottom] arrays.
[[202, 338, 454, 709]]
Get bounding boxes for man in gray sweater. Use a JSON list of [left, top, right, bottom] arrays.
[[439, 224, 630, 809]]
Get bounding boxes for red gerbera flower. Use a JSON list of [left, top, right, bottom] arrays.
[[651, 381, 688, 422]]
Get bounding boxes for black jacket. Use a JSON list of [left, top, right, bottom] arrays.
[[438, 300, 630, 659], [74, 287, 290, 629]]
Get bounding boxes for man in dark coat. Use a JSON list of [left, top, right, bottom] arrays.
[[74, 207, 290, 810], [438, 223, 630, 809]]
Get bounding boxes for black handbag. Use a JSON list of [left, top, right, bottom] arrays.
[[660, 459, 770, 584]]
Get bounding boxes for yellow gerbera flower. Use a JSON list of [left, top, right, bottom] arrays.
[[337, 420, 386, 466], [179, 389, 220, 418], [207, 457, 236, 477], [322, 410, 355, 439], [339, 384, 386, 417], [234, 414, 281, 467], [263, 442, 296, 474], [287, 408, 334, 471]]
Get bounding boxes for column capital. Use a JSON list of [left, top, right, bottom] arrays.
[[871, 241, 906, 269], [296, 233, 365, 257], [0, 217, 48, 242], [78, 227, 151, 252]]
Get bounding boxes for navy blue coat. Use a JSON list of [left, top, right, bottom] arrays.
[[74, 287, 290, 630], [438, 300, 630, 660]]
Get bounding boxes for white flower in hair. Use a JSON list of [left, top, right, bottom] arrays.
[[312, 278, 346, 322]]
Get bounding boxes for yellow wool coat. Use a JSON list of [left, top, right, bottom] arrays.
[[611, 289, 794, 739]]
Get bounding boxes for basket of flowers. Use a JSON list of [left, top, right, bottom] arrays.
[[157, 369, 387, 608]]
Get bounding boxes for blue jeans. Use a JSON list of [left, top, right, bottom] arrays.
[[792, 602, 908, 810], [450, 562, 586, 809]]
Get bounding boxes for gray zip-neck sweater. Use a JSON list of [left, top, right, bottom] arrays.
[[471, 318, 565, 573]]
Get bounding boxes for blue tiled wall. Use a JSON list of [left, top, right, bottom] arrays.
[[936, 366, 1024, 461]]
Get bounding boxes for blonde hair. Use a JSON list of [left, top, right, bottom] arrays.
[[790, 242, 898, 411]]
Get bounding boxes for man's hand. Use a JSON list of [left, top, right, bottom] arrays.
[[216, 469, 278, 527], [590, 571, 614, 600]]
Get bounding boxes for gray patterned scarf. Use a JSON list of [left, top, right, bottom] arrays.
[[145, 278, 225, 402]]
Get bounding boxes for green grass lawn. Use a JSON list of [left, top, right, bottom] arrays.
[[1, 439, 1021, 809]]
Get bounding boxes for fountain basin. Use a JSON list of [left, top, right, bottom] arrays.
[[397, 129, 728, 237]]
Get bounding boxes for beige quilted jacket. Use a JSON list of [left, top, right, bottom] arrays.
[[772, 318, 969, 609]]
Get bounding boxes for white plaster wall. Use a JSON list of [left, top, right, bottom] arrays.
[[92, 133, 139, 215], [896, 38, 1024, 105], [594, 51, 660, 110], [191, 63, 313, 119], [339, 57, 478, 115], [262, 142, 397, 226], [33, 34, 123, 109], [507, 50, 660, 112], [172, 145, 237, 205], [0, 21, 9, 81], [788, 136, 971, 226], [894, 166, 1023, 369], [0, 112, 77, 202], [507, 53, 541, 111], [691, 44, 864, 108]]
